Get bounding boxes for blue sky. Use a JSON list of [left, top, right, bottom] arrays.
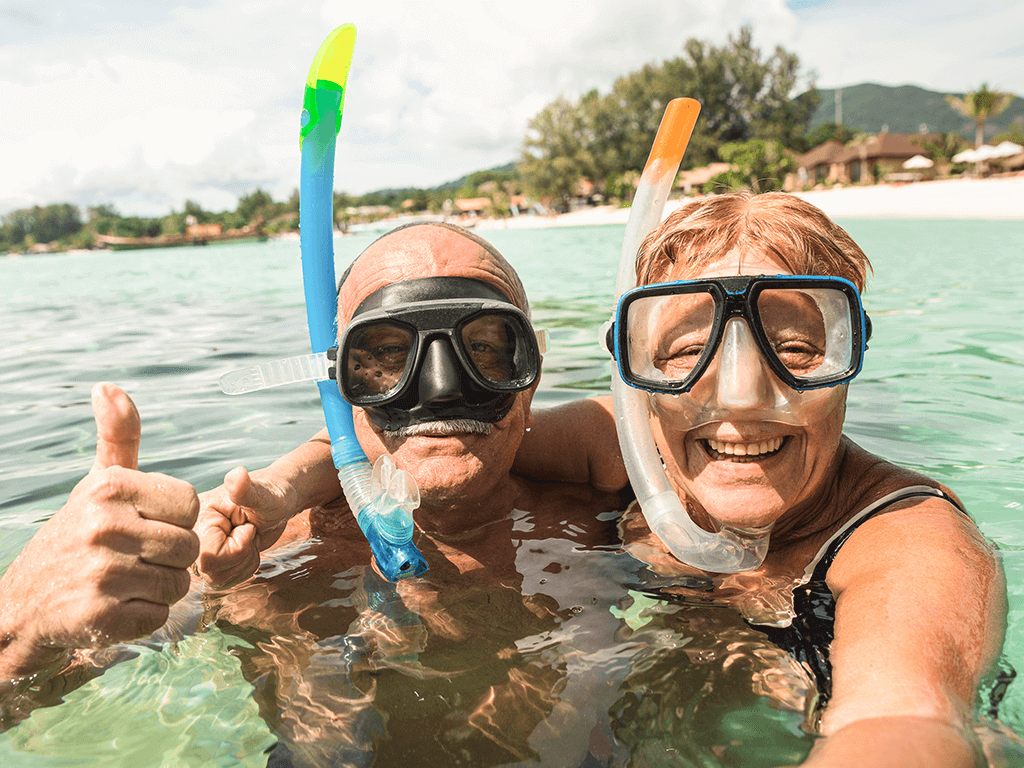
[[1, 0, 1021, 217]]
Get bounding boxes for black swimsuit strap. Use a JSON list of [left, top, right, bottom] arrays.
[[804, 485, 965, 586], [751, 485, 966, 714]]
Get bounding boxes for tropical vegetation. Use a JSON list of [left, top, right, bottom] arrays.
[[3, 27, 1020, 256], [519, 27, 818, 209], [946, 83, 1015, 148]]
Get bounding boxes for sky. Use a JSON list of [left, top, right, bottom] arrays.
[[1, 0, 1022, 218]]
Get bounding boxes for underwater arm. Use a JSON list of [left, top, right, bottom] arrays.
[[513, 396, 628, 492], [0, 384, 198, 688], [802, 496, 1005, 767]]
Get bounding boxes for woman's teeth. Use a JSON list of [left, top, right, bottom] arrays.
[[705, 436, 784, 460]]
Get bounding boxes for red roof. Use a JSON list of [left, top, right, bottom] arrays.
[[794, 139, 846, 169], [454, 197, 490, 213], [836, 132, 939, 163]]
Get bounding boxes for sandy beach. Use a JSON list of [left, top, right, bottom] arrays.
[[473, 175, 1024, 231]]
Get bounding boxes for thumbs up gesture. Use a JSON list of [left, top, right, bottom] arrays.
[[0, 384, 199, 681]]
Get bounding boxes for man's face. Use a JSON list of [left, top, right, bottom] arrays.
[[339, 226, 536, 507]]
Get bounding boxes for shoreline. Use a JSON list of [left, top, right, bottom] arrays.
[[7, 175, 1021, 257], [470, 175, 1024, 231]]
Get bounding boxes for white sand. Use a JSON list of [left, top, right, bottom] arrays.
[[791, 175, 1024, 220], [473, 175, 1024, 231]]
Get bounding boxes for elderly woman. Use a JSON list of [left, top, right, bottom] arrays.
[[518, 191, 1007, 767]]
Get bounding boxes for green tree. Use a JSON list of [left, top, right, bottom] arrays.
[[674, 28, 818, 154], [87, 204, 119, 222], [0, 204, 82, 247], [183, 199, 210, 224], [801, 122, 858, 151], [703, 139, 795, 194], [517, 26, 816, 205], [992, 119, 1024, 146], [236, 188, 275, 224], [519, 96, 599, 210], [922, 131, 969, 162], [946, 83, 1015, 148]]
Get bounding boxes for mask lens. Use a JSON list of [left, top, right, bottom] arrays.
[[342, 321, 415, 401], [756, 287, 854, 384], [460, 313, 521, 384], [626, 289, 716, 389]]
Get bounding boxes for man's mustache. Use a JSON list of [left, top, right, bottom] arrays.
[[386, 419, 494, 438]]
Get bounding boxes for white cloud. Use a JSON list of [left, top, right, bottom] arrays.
[[1, 0, 1021, 217]]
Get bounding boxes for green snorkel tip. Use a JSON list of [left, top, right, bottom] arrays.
[[299, 23, 356, 148]]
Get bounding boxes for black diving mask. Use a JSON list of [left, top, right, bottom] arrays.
[[333, 277, 543, 431]]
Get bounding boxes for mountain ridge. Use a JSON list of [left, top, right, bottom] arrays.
[[808, 82, 1024, 137]]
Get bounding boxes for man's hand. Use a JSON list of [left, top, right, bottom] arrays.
[[195, 466, 299, 590], [0, 383, 199, 680]]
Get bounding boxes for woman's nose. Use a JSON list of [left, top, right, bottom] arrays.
[[709, 318, 774, 410]]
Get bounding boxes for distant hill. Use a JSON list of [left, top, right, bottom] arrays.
[[368, 162, 518, 199], [429, 162, 517, 193], [808, 83, 1024, 138]]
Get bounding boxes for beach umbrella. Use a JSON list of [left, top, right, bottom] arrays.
[[992, 141, 1024, 158], [903, 154, 934, 169], [972, 144, 1005, 161], [952, 148, 980, 163]]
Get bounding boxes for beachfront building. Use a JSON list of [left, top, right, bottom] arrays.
[[788, 140, 846, 188], [787, 131, 944, 190], [676, 163, 735, 195], [451, 197, 491, 219]]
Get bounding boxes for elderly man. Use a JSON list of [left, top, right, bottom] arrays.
[[0, 384, 199, 690], [192, 222, 630, 765], [195, 221, 624, 587]]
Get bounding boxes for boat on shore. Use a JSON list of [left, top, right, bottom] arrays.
[[93, 222, 267, 251]]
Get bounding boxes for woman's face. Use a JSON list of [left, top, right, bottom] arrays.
[[649, 249, 848, 531]]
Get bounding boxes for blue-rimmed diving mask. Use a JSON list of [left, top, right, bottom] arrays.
[[608, 274, 871, 428], [334, 276, 544, 431]]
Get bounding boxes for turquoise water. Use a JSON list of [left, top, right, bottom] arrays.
[[1, 220, 1023, 765]]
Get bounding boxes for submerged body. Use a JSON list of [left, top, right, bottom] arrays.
[[203, 484, 634, 767]]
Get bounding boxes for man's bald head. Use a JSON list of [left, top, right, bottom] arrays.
[[338, 222, 528, 323]]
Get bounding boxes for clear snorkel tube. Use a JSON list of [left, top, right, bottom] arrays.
[[297, 24, 427, 581], [611, 98, 769, 572]]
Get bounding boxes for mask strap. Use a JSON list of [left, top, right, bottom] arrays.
[[220, 328, 546, 397], [219, 350, 335, 395]]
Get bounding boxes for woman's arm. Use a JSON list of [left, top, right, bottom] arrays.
[[807, 496, 1005, 767]]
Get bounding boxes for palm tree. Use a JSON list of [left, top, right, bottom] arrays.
[[946, 84, 1015, 148]]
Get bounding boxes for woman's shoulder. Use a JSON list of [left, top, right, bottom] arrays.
[[828, 438, 996, 590], [836, 437, 964, 516]]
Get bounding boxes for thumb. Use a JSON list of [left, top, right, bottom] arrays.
[[224, 466, 289, 540], [224, 466, 270, 515], [90, 382, 141, 472]]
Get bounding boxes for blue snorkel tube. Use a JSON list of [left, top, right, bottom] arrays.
[[299, 25, 428, 581]]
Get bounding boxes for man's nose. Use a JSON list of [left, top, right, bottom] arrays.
[[418, 338, 464, 403], [711, 318, 774, 409]]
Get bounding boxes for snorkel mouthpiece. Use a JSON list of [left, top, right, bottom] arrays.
[[611, 98, 771, 573], [300, 24, 427, 581]]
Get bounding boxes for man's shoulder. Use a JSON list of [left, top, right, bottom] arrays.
[[511, 474, 632, 518]]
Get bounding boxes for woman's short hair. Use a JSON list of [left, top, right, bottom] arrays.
[[635, 191, 873, 291]]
